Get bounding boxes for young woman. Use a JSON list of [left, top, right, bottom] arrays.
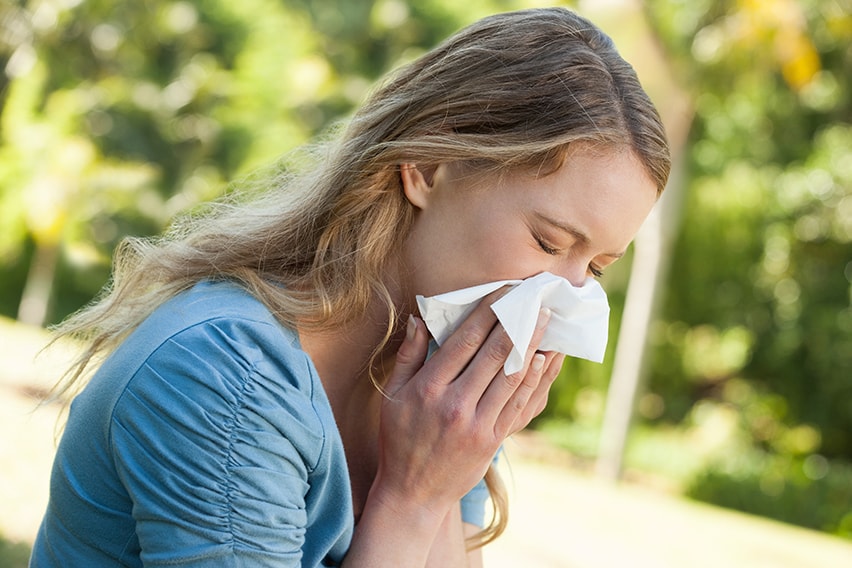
[[30, 7, 670, 567]]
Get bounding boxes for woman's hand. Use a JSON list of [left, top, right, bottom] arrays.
[[375, 302, 547, 506], [343, 290, 563, 566]]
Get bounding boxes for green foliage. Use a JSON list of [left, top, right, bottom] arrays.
[[0, 534, 30, 568], [629, 0, 852, 537], [683, 397, 852, 539], [643, 0, 851, 459], [687, 452, 852, 539]]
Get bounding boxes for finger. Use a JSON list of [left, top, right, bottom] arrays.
[[509, 352, 565, 434], [451, 320, 516, 397], [422, 286, 512, 385], [385, 315, 430, 397], [493, 352, 546, 437], [473, 307, 551, 422], [523, 306, 552, 363]]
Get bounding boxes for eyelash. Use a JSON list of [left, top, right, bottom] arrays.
[[536, 236, 605, 278], [535, 236, 560, 256]]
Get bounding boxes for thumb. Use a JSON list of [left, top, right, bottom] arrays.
[[385, 315, 429, 397]]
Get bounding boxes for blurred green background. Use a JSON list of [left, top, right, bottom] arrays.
[[0, 0, 849, 549]]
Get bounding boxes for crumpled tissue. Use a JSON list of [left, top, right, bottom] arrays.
[[415, 272, 610, 375]]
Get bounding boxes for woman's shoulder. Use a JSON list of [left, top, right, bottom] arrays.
[[134, 279, 299, 355], [161, 279, 290, 333], [132, 279, 314, 389], [87, 280, 323, 419]]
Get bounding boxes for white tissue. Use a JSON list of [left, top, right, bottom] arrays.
[[415, 272, 610, 375]]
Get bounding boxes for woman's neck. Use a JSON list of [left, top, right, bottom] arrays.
[[297, 290, 408, 424]]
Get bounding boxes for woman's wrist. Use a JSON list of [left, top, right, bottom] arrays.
[[342, 479, 453, 567]]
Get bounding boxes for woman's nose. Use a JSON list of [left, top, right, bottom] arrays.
[[555, 260, 589, 288]]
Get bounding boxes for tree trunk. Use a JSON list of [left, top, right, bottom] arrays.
[[17, 242, 59, 327]]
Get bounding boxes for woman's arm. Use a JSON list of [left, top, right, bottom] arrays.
[[464, 523, 485, 568], [425, 503, 472, 567]]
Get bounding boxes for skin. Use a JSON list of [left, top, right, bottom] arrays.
[[298, 145, 658, 566]]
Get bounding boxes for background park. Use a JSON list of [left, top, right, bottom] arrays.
[[0, 0, 850, 565]]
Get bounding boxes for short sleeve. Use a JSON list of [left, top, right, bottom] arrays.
[[110, 317, 326, 566], [460, 477, 489, 528]]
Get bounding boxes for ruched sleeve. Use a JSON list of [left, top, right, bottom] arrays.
[[110, 317, 330, 566]]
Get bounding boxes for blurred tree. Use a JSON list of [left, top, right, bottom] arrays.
[[641, 0, 851, 459], [0, 0, 311, 322]]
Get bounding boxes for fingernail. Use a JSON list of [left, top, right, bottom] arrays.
[[537, 307, 552, 329], [532, 353, 545, 373], [406, 314, 417, 341]]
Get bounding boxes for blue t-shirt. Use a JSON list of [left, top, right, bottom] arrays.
[[30, 281, 489, 567]]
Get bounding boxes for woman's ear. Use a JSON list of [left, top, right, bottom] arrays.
[[400, 163, 437, 209]]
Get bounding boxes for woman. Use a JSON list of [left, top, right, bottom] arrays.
[[30, 7, 670, 567]]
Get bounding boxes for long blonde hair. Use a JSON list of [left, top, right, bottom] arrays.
[[49, 7, 670, 548]]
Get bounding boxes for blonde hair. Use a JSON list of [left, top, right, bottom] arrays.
[[49, 7, 670, 549]]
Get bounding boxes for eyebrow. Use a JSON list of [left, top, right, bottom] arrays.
[[533, 212, 626, 259]]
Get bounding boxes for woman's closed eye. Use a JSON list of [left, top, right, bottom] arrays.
[[535, 233, 606, 278], [535, 235, 561, 256], [588, 264, 604, 278]]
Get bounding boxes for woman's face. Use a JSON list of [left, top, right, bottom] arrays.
[[400, 146, 658, 298]]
